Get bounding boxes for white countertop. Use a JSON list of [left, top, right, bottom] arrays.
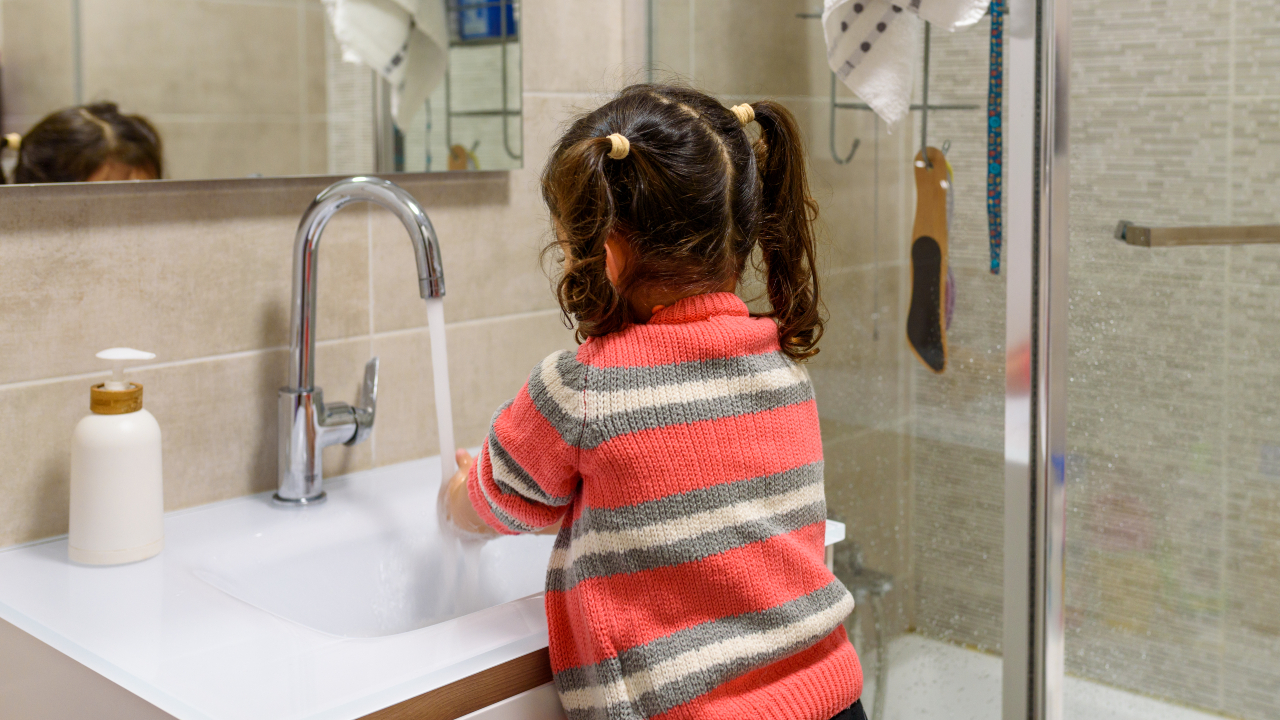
[[0, 456, 847, 720]]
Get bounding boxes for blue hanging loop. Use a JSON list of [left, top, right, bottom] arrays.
[[987, 0, 1005, 274]]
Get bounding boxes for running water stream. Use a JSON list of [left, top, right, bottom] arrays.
[[425, 297, 457, 481], [425, 296, 486, 617]]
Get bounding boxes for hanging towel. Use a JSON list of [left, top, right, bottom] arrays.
[[822, 0, 990, 125], [323, 0, 448, 129]]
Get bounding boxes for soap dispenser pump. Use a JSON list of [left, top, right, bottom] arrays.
[[69, 348, 164, 565]]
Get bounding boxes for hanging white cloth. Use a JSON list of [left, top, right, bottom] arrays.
[[822, 0, 990, 125], [323, 0, 448, 130]]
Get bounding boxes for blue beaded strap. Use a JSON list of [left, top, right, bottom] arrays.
[[987, 0, 1004, 274]]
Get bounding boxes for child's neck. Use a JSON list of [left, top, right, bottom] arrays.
[[630, 279, 737, 323]]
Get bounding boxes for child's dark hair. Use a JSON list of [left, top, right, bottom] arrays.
[[540, 84, 822, 361], [14, 102, 162, 183]]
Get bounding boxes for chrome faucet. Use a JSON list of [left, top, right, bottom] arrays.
[[276, 177, 445, 505]]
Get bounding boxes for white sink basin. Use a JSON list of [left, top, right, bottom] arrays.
[[193, 467, 554, 638], [0, 455, 847, 720]]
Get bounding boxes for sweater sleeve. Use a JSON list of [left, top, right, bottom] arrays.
[[466, 349, 586, 534]]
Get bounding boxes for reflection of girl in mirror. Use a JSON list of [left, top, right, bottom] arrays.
[[13, 103, 162, 183]]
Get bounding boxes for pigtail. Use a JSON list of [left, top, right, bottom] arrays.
[[541, 134, 632, 341], [749, 100, 823, 361]]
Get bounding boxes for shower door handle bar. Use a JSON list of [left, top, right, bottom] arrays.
[[1115, 220, 1280, 247]]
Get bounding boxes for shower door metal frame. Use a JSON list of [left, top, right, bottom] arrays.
[[1004, 0, 1069, 718]]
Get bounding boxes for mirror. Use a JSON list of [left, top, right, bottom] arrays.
[[0, 0, 522, 183]]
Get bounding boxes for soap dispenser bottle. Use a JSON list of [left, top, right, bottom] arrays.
[[69, 348, 164, 565]]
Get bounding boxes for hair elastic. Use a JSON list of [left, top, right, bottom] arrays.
[[730, 103, 755, 126], [607, 133, 630, 160]]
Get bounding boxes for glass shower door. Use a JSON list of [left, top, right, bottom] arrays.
[[1062, 0, 1280, 718]]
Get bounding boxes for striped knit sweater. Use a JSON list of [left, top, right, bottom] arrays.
[[467, 292, 862, 720]]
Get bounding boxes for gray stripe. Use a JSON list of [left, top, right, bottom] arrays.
[[556, 580, 853, 719], [488, 427, 574, 506], [570, 462, 824, 541], [554, 352, 797, 394], [546, 500, 826, 592], [580, 382, 814, 449]]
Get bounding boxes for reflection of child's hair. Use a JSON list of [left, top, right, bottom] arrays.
[[541, 84, 823, 361], [15, 102, 162, 183]]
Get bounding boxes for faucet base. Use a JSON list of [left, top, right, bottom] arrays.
[[272, 492, 327, 507]]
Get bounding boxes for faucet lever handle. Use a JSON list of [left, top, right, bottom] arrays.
[[349, 357, 379, 446]]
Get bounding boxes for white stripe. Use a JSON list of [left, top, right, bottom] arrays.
[[547, 482, 824, 571], [557, 593, 854, 711], [476, 451, 532, 532], [537, 351, 587, 420], [583, 365, 810, 420], [490, 441, 555, 504]]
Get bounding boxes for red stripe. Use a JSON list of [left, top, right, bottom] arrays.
[[580, 315, 782, 368], [650, 627, 862, 720], [494, 383, 581, 493], [545, 523, 830, 667], [578, 400, 823, 509]]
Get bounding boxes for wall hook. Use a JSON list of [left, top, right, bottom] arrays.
[[830, 73, 861, 165]]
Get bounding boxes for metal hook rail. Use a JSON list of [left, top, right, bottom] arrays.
[[798, 11, 978, 165]]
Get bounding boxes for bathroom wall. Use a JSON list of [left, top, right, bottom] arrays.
[[0, 0, 640, 549], [1, 0, 331, 180], [651, 0, 921, 640]]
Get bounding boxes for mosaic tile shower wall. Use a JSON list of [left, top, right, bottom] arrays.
[[1065, 0, 1280, 717], [910, 3, 1280, 717]]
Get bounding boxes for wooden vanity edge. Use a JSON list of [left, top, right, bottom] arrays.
[[359, 647, 553, 720]]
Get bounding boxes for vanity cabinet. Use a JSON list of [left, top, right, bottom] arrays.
[[0, 619, 560, 720]]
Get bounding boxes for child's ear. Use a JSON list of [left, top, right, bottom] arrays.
[[604, 233, 629, 287]]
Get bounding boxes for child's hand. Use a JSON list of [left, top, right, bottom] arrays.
[[438, 449, 498, 538]]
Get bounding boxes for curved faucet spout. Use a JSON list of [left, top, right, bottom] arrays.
[[276, 176, 445, 505], [290, 176, 444, 391]]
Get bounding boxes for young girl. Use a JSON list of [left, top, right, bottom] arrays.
[[441, 84, 865, 720]]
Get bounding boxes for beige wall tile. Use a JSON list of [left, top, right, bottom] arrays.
[[371, 311, 577, 466], [688, 0, 829, 98], [0, 338, 380, 546], [159, 119, 310, 181], [303, 118, 332, 176], [133, 351, 286, 512], [0, 0, 76, 131], [305, 3, 330, 117], [650, 0, 692, 81], [0, 376, 94, 547], [522, 0, 626, 93], [0, 180, 369, 385], [80, 0, 301, 117], [373, 94, 592, 331], [445, 311, 580, 448]]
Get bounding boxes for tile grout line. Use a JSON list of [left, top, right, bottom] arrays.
[[0, 306, 565, 394]]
